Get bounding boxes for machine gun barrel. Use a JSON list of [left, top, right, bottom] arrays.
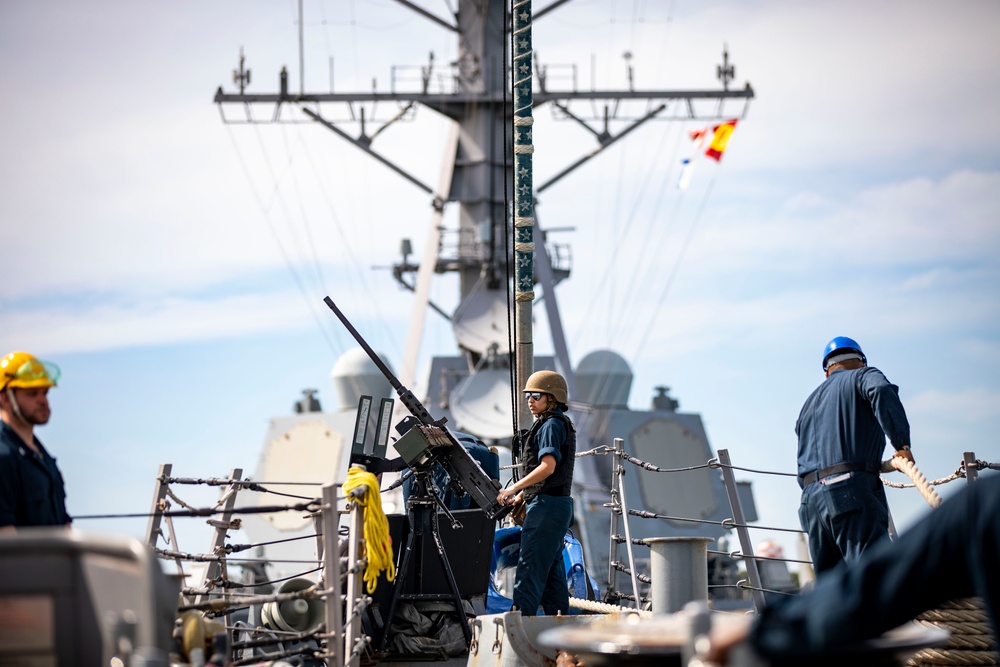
[[323, 296, 511, 521], [323, 296, 434, 424]]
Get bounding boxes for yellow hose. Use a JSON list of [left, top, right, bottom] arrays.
[[343, 467, 395, 593]]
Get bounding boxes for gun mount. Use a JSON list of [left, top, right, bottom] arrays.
[[323, 296, 511, 522]]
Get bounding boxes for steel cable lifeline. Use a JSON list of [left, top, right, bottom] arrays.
[[589, 439, 1000, 597], [342, 466, 394, 593], [75, 501, 322, 521], [607, 443, 1000, 600]]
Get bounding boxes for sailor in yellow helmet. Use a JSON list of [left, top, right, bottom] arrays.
[[496, 370, 576, 615], [0, 351, 71, 532]]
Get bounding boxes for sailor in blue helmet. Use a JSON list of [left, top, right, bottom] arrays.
[[496, 370, 576, 616], [796, 337, 914, 574]]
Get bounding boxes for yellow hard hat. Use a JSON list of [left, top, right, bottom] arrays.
[[0, 351, 60, 391], [524, 370, 568, 405]]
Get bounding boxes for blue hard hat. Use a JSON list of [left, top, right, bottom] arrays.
[[822, 336, 867, 371]]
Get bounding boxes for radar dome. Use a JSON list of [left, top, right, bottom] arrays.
[[330, 348, 393, 412], [575, 350, 633, 407]]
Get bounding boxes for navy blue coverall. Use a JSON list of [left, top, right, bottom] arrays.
[[512, 407, 575, 616], [796, 366, 911, 573], [752, 474, 1000, 664], [0, 421, 71, 528]]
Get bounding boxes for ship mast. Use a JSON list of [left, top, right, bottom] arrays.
[[213, 0, 754, 442]]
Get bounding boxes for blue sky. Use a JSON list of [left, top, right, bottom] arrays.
[[1, 0, 998, 568]]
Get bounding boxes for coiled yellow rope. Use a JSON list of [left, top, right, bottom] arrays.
[[343, 467, 395, 593]]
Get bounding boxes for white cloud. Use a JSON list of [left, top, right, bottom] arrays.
[[909, 387, 1000, 424], [537, 1, 1000, 171], [678, 169, 1000, 274], [0, 293, 311, 355]]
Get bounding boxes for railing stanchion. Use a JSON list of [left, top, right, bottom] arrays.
[[344, 488, 365, 667], [322, 483, 344, 667], [144, 463, 172, 549], [964, 451, 979, 485], [614, 438, 643, 609], [195, 467, 243, 611], [717, 449, 766, 612], [606, 439, 621, 603]]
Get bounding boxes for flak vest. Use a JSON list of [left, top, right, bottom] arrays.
[[521, 411, 576, 499]]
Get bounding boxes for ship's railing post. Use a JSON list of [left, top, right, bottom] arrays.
[[322, 483, 345, 667], [717, 450, 766, 612], [964, 451, 979, 485], [344, 486, 366, 667], [606, 438, 622, 602], [613, 437, 643, 608], [146, 463, 187, 580], [312, 510, 325, 567], [195, 467, 243, 610], [144, 463, 172, 550]]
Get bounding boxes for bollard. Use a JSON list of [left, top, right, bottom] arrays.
[[645, 536, 713, 614]]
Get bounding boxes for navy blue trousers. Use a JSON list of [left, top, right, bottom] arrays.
[[512, 494, 573, 616], [798, 471, 890, 573], [755, 474, 1000, 660]]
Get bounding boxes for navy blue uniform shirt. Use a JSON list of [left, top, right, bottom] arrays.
[[795, 366, 911, 477], [0, 421, 71, 527], [534, 407, 568, 465]]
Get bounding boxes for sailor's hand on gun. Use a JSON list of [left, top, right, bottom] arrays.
[[497, 487, 521, 506]]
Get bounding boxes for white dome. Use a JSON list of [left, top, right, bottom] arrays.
[[575, 349, 633, 407], [330, 348, 394, 412]]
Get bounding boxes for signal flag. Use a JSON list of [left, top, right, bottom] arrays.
[[704, 119, 738, 161], [677, 158, 694, 191]]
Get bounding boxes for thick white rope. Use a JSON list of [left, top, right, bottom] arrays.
[[568, 596, 652, 618], [881, 456, 942, 508]]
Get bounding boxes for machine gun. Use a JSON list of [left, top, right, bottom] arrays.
[[323, 296, 511, 522]]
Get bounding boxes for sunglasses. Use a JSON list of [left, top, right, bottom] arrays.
[[524, 392, 546, 401]]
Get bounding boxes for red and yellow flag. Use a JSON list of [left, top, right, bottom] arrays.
[[704, 119, 738, 161], [688, 127, 709, 144]]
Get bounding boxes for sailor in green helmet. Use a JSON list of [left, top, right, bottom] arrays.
[[496, 370, 576, 615]]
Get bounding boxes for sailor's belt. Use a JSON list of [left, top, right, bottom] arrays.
[[800, 461, 880, 488]]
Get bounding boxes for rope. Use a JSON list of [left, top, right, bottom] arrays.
[[882, 469, 964, 490], [568, 596, 653, 618], [908, 649, 997, 665], [881, 457, 942, 508], [908, 600, 998, 665], [885, 461, 997, 665], [882, 459, 997, 667], [342, 467, 394, 594]]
